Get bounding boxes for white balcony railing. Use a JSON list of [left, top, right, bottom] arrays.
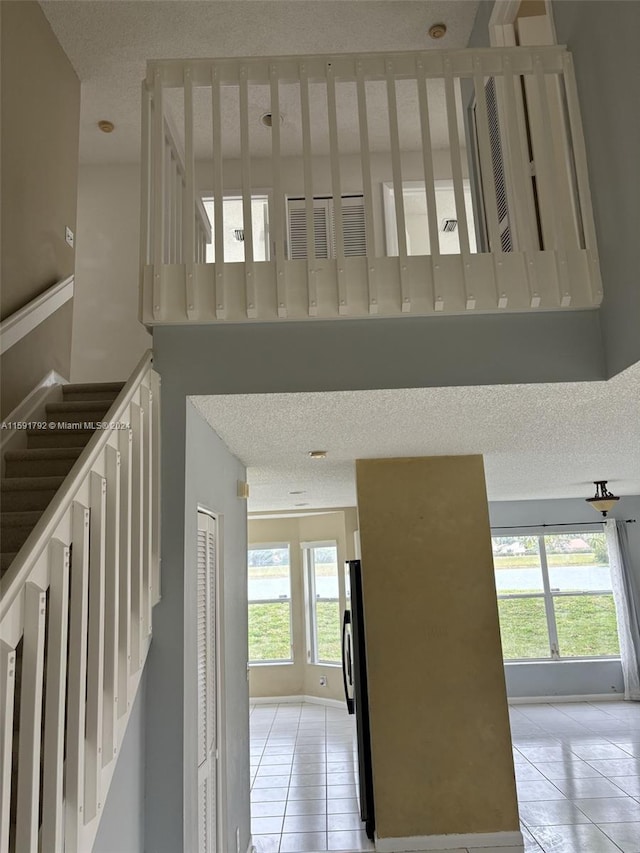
[[0, 352, 160, 853], [140, 45, 602, 323]]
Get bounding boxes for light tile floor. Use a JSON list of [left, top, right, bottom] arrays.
[[250, 702, 373, 852], [251, 700, 640, 853], [511, 701, 640, 853]]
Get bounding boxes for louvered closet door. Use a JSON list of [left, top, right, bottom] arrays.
[[287, 196, 366, 259], [197, 511, 218, 853]]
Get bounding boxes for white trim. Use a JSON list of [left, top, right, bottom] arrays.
[[509, 693, 623, 705], [1, 370, 67, 429], [250, 694, 346, 710], [0, 276, 74, 354], [0, 371, 68, 464], [374, 830, 523, 852]]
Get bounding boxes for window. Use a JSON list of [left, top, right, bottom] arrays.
[[492, 531, 620, 661], [303, 542, 341, 664], [248, 544, 292, 663], [287, 196, 366, 259]]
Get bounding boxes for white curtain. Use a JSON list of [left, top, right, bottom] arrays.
[[605, 519, 640, 701]]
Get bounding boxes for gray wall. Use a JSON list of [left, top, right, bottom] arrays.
[[93, 670, 147, 853], [144, 386, 249, 853], [489, 496, 640, 698], [552, 0, 640, 378], [153, 312, 604, 397]]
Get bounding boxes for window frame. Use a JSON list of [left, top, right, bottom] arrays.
[[492, 525, 620, 663], [247, 541, 293, 666], [302, 539, 343, 666]]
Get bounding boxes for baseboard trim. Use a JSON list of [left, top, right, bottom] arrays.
[[250, 694, 346, 710], [509, 693, 623, 705], [374, 829, 524, 852]]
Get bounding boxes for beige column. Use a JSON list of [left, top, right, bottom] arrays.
[[356, 455, 520, 847]]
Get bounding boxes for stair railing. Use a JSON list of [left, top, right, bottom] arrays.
[[0, 349, 160, 853]]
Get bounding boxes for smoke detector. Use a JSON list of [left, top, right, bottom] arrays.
[[428, 23, 447, 39]]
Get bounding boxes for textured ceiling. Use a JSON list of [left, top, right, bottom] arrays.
[[191, 361, 640, 512], [40, 0, 481, 162]]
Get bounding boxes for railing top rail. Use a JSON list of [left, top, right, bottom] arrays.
[[146, 44, 569, 86], [0, 275, 74, 355], [0, 349, 154, 619]]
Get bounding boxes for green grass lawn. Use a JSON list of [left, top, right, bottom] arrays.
[[248, 595, 620, 663], [248, 600, 342, 663], [498, 594, 619, 659]]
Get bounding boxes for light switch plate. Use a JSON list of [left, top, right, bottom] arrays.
[[65, 226, 74, 248]]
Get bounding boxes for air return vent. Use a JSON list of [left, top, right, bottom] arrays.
[[442, 218, 458, 232]]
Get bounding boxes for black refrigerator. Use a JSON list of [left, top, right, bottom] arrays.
[[341, 559, 375, 840]]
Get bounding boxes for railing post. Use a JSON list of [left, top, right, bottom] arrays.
[[183, 65, 197, 319], [152, 67, 165, 320], [239, 65, 257, 318], [326, 60, 347, 315], [299, 62, 318, 316], [385, 58, 410, 313], [211, 66, 226, 319], [355, 60, 377, 314], [102, 445, 121, 767]]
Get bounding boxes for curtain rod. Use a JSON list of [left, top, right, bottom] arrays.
[[492, 520, 636, 530]]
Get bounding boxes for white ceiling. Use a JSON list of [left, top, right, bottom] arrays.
[[191, 361, 640, 512], [40, 0, 481, 163]]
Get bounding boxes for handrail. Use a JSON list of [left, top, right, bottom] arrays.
[[0, 349, 152, 617], [0, 275, 74, 354]]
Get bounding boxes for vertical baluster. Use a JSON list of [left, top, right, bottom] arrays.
[[102, 446, 121, 767], [473, 56, 506, 309], [356, 61, 377, 314], [130, 402, 144, 671], [118, 426, 133, 716], [211, 67, 226, 318], [0, 642, 16, 853], [416, 56, 443, 310], [239, 66, 256, 318], [139, 82, 152, 291], [141, 384, 154, 640], [533, 52, 567, 302], [299, 62, 318, 316], [152, 67, 165, 320], [443, 60, 474, 308], [270, 63, 287, 317], [326, 60, 347, 314], [41, 539, 70, 853], [65, 502, 90, 851], [385, 58, 410, 312], [561, 51, 600, 302], [85, 472, 107, 823], [164, 133, 171, 264], [151, 371, 162, 606], [15, 583, 47, 853], [183, 66, 197, 318], [473, 57, 503, 254]]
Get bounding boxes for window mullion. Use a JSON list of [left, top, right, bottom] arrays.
[[539, 534, 560, 658]]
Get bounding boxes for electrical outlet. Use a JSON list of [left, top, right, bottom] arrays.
[[319, 675, 327, 687], [65, 226, 74, 248]]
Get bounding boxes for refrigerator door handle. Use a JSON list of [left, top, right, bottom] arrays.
[[342, 609, 355, 714]]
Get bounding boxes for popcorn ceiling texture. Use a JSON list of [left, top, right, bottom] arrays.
[[191, 360, 640, 511], [40, 0, 480, 162]]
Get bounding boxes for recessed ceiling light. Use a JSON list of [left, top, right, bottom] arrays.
[[308, 450, 327, 459], [428, 23, 447, 39], [98, 120, 115, 133]]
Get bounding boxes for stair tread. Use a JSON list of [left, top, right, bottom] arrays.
[[63, 382, 125, 393], [46, 400, 113, 413], [5, 447, 84, 461], [1, 476, 66, 491], [26, 427, 93, 436]]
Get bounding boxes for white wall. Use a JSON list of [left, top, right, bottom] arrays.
[[72, 163, 151, 383]]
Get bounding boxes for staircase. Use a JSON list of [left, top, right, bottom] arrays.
[[1, 383, 124, 579], [0, 353, 159, 853]]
